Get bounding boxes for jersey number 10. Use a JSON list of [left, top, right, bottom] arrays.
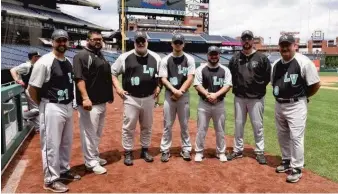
[[131, 76, 140, 86]]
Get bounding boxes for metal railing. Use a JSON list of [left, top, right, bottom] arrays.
[[1, 83, 33, 172]]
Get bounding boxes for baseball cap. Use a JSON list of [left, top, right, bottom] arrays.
[[51, 29, 69, 40], [172, 33, 185, 43], [134, 31, 147, 41], [279, 34, 295, 45], [207, 46, 220, 55], [28, 51, 40, 59], [241, 30, 254, 38]]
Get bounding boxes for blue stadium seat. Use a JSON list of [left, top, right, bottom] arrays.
[[147, 32, 173, 41], [201, 33, 227, 43]]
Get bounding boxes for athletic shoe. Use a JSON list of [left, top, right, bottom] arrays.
[[140, 148, 154, 162], [124, 151, 133, 166], [216, 153, 228, 162], [86, 165, 107, 175], [286, 168, 302, 183], [276, 159, 291, 173], [256, 153, 267, 164], [59, 171, 81, 181], [43, 181, 68, 193], [98, 158, 107, 166], [180, 151, 191, 161], [161, 152, 170, 162], [194, 152, 204, 162], [226, 151, 243, 160]]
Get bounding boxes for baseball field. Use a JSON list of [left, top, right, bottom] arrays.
[[1, 74, 338, 192]]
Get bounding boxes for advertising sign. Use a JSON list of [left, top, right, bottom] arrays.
[[123, 0, 186, 10]]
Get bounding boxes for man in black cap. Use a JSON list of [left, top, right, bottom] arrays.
[[158, 33, 196, 162], [111, 31, 161, 166], [272, 34, 320, 183], [73, 31, 113, 175], [28, 29, 80, 192], [10, 50, 41, 132], [227, 30, 271, 165], [193, 46, 232, 162]]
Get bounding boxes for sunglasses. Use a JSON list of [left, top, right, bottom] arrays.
[[241, 36, 253, 41], [55, 38, 68, 43], [173, 40, 183, 45], [208, 52, 219, 56], [136, 38, 146, 44]]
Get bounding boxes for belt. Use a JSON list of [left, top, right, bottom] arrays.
[[275, 98, 309, 103], [128, 93, 153, 98], [46, 99, 72, 105]]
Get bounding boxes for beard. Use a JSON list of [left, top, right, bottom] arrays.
[[243, 43, 252, 50], [88, 43, 102, 52], [135, 47, 147, 56], [55, 45, 67, 53], [208, 59, 219, 66]]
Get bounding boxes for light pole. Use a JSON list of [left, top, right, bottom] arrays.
[[121, 0, 126, 53], [269, 37, 271, 54]]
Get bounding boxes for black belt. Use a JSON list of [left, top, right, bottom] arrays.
[[128, 93, 153, 98], [47, 99, 72, 104], [275, 98, 309, 103]]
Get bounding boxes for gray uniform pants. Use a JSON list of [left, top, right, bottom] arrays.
[[160, 90, 192, 153], [195, 99, 226, 154], [25, 90, 39, 130], [233, 96, 265, 153], [78, 103, 106, 168], [122, 95, 155, 151], [275, 98, 307, 169], [39, 99, 73, 184]]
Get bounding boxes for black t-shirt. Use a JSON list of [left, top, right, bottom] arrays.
[[111, 49, 161, 98], [73, 48, 113, 105], [271, 53, 320, 99], [228, 51, 271, 99], [194, 63, 232, 102], [159, 52, 195, 91]]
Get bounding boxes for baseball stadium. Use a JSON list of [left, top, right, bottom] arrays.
[[1, 0, 338, 193]]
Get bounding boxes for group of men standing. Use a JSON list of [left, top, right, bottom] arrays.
[[10, 28, 320, 192]]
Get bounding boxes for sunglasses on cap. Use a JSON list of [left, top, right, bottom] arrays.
[[173, 40, 183, 45], [241, 36, 253, 41], [55, 38, 68, 43], [208, 51, 219, 56], [135, 38, 146, 44]]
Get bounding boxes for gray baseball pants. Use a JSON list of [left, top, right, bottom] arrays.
[[160, 90, 192, 153], [78, 103, 106, 168], [275, 97, 307, 169], [233, 96, 265, 154], [195, 99, 226, 154], [25, 90, 39, 130], [122, 94, 155, 151], [39, 99, 73, 184]]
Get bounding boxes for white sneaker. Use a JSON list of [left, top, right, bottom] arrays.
[[194, 153, 204, 162], [99, 158, 107, 166], [217, 153, 227, 162], [90, 165, 107, 175]]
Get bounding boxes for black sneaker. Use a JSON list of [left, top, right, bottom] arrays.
[[140, 148, 154, 162], [43, 181, 68, 193], [180, 151, 191, 161], [276, 159, 291, 173], [124, 151, 133, 166], [256, 154, 267, 165], [286, 168, 302, 183], [60, 171, 81, 181], [161, 152, 171, 162], [227, 151, 243, 161]]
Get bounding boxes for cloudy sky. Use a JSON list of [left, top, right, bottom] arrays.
[[59, 0, 338, 44]]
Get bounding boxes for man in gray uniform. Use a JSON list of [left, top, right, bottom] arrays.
[[10, 51, 41, 132], [159, 33, 195, 162], [28, 29, 80, 193], [227, 30, 271, 164], [73, 31, 113, 175], [194, 46, 232, 162], [111, 31, 161, 166], [272, 34, 320, 183]]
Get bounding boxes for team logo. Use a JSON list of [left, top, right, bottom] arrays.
[[283, 72, 298, 85], [178, 65, 188, 76], [274, 86, 279, 96], [143, 65, 155, 77], [213, 76, 224, 86]]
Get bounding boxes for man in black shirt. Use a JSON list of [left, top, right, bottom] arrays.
[[73, 31, 113, 175], [194, 46, 232, 162], [227, 30, 271, 164], [28, 29, 80, 193], [272, 34, 320, 183], [111, 31, 161, 166]]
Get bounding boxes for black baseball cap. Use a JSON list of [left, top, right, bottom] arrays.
[[172, 33, 185, 43], [51, 29, 69, 40], [28, 51, 40, 59], [279, 34, 296, 45], [134, 31, 147, 41], [207, 46, 220, 55], [241, 30, 254, 38]]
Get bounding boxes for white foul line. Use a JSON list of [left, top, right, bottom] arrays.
[[2, 159, 28, 193]]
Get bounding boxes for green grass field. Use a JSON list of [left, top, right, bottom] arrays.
[[319, 72, 338, 77], [158, 87, 338, 182]]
